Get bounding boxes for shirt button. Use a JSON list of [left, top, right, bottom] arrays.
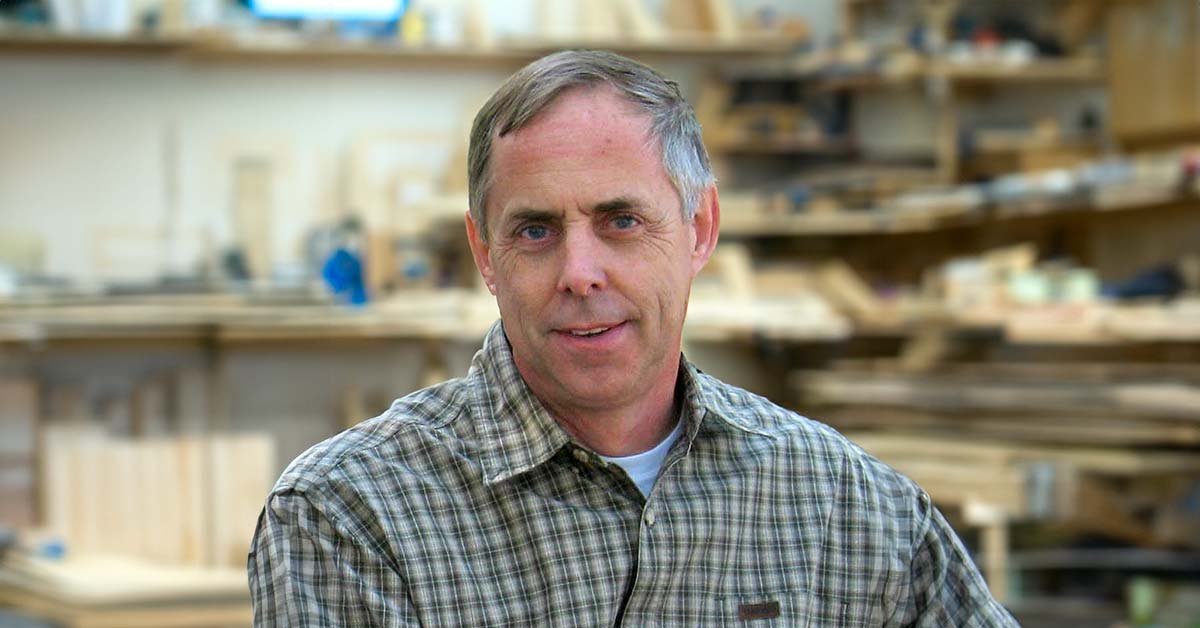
[[644, 510, 656, 527], [572, 449, 589, 463]]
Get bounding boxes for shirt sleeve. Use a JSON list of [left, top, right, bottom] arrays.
[[247, 489, 419, 627], [894, 491, 1020, 627]]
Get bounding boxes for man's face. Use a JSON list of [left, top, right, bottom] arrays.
[[466, 87, 718, 417]]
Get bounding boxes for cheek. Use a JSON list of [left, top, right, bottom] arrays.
[[625, 259, 691, 313], [494, 257, 553, 311]]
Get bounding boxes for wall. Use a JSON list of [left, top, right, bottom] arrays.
[[0, 0, 833, 284], [0, 1, 833, 471], [0, 55, 513, 282]]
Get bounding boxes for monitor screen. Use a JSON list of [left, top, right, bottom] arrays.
[[250, 0, 405, 21]]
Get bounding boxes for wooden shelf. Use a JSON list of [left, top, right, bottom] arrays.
[[511, 34, 799, 58], [719, 188, 1199, 237], [812, 72, 919, 92], [0, 31, 189, 55], [2, 296, 1196, 347], [185, 39, 535, 66], [0, 30, 798, 65], [721, 207, 978, 237], [725, 56, 1103, 89], [930, 57, 1103, 84], [716, 136, 858, 156]]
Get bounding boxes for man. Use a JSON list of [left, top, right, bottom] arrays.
[[249, 50, 1017, 626]]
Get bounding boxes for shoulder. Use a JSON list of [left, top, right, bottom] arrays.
[[696, 370, 921, 503], [270, 375, 474, 500]]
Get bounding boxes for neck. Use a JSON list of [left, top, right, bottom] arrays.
[[541, 370, 681, 457]]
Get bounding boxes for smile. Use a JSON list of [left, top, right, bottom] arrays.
[[556, 321, 626, 340]]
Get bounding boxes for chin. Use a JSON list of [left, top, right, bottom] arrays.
[[557, 371, 636, 406]]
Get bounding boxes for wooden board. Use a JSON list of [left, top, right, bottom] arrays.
[[611, 0, 665, 41], [39, 430, 274, 568], [0, 589, 250, 628], [821, 406, 1200, 447], [231, 158, 273, 281], [812, 260, 886, 323], [796, 370, 1200, 420], [0, 554, 249, 623], [209, 434, 276, 568], [131, 376, 171, 436], [1107, 0, 1200, 146], [664, 0, 739, 41], [828, 359, 1200, 383], [174, 367, 211, 435], [0, 377, 38, 528], [577, 0, 622, 41], [536, 0, 577, 41], [845, 432, 1200, 476]]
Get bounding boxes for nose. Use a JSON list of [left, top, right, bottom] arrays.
[[555, 228, 607, 297]]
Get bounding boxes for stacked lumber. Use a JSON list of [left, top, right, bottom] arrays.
[[533, 0, 749, 46], [686, 245, 852, 341], [796, 361, 1200, 447], [793, 361, 1200, 554], [40, 426, 275, 568], [0, 553, 250, 628], [0, 377, 38, 529]]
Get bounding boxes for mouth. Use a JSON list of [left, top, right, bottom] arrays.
[[556, 321, 626, 339], [569, 326, 611, 337]]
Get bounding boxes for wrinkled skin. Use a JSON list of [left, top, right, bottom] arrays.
[[466, 86, 720, 455]]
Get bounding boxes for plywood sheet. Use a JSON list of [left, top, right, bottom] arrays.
[[0, 377, 37, 528], [39, 431, 275, 568]]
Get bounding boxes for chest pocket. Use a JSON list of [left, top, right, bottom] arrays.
[[719, 590, 860, 627]]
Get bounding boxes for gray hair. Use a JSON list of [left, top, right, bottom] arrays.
[[467, 50, 714, 240]]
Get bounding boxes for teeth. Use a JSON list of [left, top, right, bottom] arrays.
[[570, 327, 609, 336]]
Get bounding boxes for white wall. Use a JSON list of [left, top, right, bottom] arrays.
[[0, 54, 516, 281], [0, 0, 835, 283]]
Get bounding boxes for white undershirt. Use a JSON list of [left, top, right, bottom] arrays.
[[599, 420, 685, 497]]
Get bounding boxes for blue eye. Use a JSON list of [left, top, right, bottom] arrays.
[[519, 225, 549, 240], [612, 215, 638, 229]]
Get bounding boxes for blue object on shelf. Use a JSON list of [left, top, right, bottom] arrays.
[[1102, 264, 1184, 300], [322, 247, 368, 306], [37, 537, 67, 560]]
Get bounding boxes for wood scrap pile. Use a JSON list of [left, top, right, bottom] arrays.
[[0, 553, 251, 628], [0, 377, 37, 529], [687, 245, 852, 341], [0, 288, 492, 343], [793, 361, 1200, 551], [796, 361, 1200, 447], [40, 426, 275, 568], [534, 0, 790, 46]]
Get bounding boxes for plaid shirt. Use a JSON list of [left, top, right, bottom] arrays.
[[249, 322, 1016, 626]]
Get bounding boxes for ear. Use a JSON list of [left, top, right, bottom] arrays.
[[465, 211, 497, 295], [688, 185, 720, 276]]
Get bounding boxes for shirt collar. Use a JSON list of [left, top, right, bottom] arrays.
[[679, 361, 777, 440], [469, 321, 573, 485], [469, 321, 773, 486]]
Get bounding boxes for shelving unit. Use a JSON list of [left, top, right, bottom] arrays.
[[715, 136, 858, 156], [725, 55, 1102, 85], [0, 29, 800, 64], [690, 4, 1200, 618], [2, 2, 1199, 623], [0, 31, 189, 54]]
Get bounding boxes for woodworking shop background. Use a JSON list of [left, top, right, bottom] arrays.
[[2, 0, 1200, 626]]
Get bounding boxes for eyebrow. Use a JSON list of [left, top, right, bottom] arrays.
[[592, 197, 643, 213], [500, 197, 644, 225], [500, 208, 560, 226]]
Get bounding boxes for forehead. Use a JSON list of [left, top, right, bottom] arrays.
[[487, 87, 670, 217], [498, 87, 654, 164]]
